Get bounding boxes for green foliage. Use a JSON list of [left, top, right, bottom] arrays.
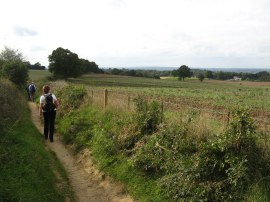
[[0, 47, 28, 86], [167, 110, 267, 201], [58, 105, 168, 201], [48, 47, 102, 78], [48, 47, 81, 78], [132, 108, 270, 201], [0, 46, 25, 62], [198, 73, 205, 82], [79, 58, 102, 74], [132, 124, 192, 175], [119, 97, 164, 150], [134, 96, 163, 135], [1, 60, 28, 85], [177, 65, 193, 81], [56, 84, 87, 113]]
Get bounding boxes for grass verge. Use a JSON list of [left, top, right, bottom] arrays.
[[0, 79, 74, 202]]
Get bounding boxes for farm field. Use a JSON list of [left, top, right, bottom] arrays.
[[69, 74, 270, 112], [30, 70, 270, 129], [28, 69, 51, 81]]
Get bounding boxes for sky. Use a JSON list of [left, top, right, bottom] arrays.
[[1, 0, 270, 69]]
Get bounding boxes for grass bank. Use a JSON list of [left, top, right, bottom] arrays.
[[0, 79, 73, 202], [56, 83, 270, 202]]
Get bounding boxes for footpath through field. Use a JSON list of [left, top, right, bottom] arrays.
[[28, 102, 134, 202]]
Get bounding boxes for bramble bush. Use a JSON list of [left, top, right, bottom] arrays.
[[118, 96, 164, 150], [132, 108, 270, 201], [56, 85, 87, 115]]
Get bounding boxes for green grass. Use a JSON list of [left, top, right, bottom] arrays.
[[0, 111, 73, 201], [28, 69, 51, 82], [0, 79, 74, 202], [58, 106, 169, 201]]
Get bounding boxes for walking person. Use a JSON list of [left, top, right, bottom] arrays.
[[29, 82, 36, 102], [39, 85, 59, 142]]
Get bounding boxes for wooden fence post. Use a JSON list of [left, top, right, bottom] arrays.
[[104, 89, 108, 109]]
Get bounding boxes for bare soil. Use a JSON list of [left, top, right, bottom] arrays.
[[28, 102, 134, 202]]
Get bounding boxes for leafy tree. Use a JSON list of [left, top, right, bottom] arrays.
[[197, 74, 205, 82], [1, 60, 28, 85], [205, 70, 213, 79], [256, 71, 270, 81], [0, 46, 25, 62], [0, 47, 28, 85], [79, 59, 102, 74], [177, 65, 192, 81], [48, 47, 80, 78]]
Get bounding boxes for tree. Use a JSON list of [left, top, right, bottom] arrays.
[[197, 74, 205, 82], [177, 65, 192, 81], [0, 46, 25, 62], [48, 47, 80, 78], [0, 47, 28, 86], [79, 59, 101, 74], [205, 70, 213, 79], [2, 60, 28, 85]]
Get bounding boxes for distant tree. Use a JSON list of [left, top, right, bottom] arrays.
[[177, 65, 192, 81], [127, 70, 137, 76], [205, 70, 213, 79], [111, 68, 123, 75], [171, 69, 179, 77], [255, 71, 270, 81], [28, 62, 46, 70], [79, 59, 102, 74], [198, 74, 205, 82], [48, 47, 80, 78]]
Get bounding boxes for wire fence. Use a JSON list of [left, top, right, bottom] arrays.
[[85, 88, 270, 132]]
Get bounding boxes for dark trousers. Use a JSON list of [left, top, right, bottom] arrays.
[[43, 111, 56, 141]]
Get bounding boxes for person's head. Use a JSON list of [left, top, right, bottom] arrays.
[[43, 85, 50, 94]]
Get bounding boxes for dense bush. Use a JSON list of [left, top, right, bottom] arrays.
[[118, 97, 163, 150], [56, 84, 87, 114], [1, 60, 28, 86], [133, 108, 270, 201]]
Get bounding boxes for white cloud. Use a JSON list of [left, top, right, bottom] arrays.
[[0, 0, 270, 68]]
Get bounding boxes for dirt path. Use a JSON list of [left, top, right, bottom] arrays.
[[28, 102, 134, 202]]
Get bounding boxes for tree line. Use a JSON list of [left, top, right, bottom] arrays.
[[104, 68, 171, 79], [106, 66, 270, 82], [0, 46, 103, 86]]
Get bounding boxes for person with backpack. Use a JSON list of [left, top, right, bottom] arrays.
[[39, 85, 59, 142], [29, 82, 36, 102]]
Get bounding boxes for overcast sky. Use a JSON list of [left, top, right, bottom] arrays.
[[1, 0, 270, 69]]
